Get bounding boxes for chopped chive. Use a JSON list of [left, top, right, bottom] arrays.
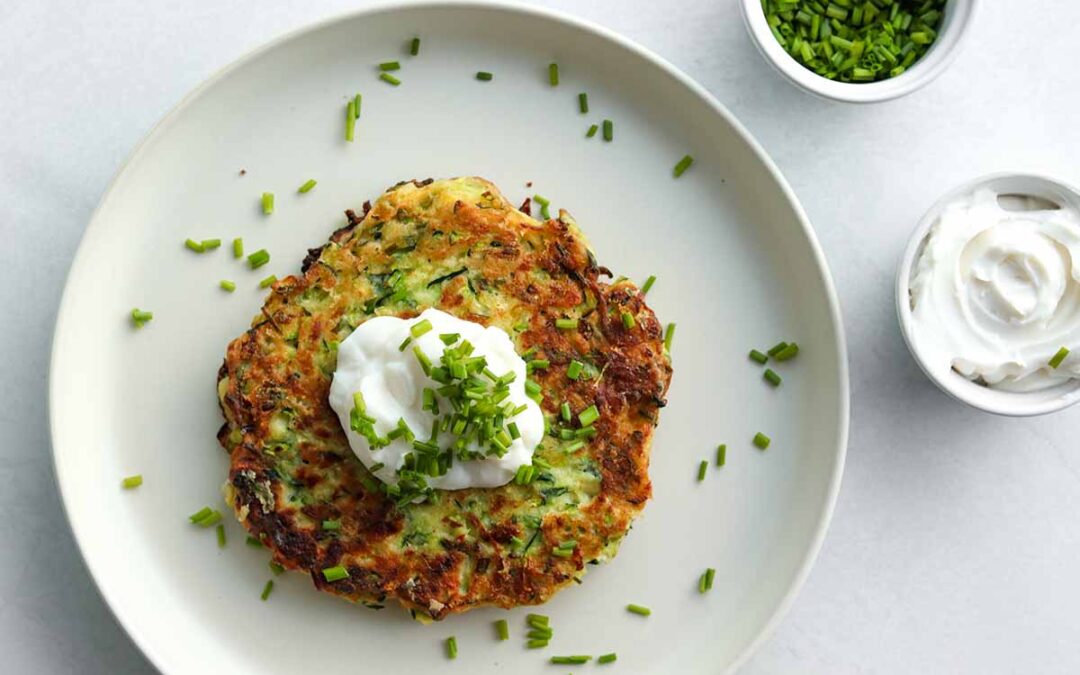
[[269, 561, 285, 575], [495, 619, 509, 640], [380, 72, 401, 86], [261, 192, 274, 215], [697, 459, 708, 481], [749, 349, 768, 364], [602, 119, 613, 141], [555, 317, 579, 330], [551, 656, 591, 665], [190, 508, 221, 528], [641, 275, 656, 294], [586, 124, 599, 138], [527, 613, 549, 626], [764, 368, 782, 387], [322, 519, 341, 530], [548, 62, 559, 86], [717, 444, 726, 467], [673, 154, 694, 177], [578, 404, 599, 427], [598, 653, 618, 664], [705, 567, 716, 590], [322, 565, 349, 582], [379, 61, 401, 71], [527, 358, 550, 372], [247, 249, 270, 269], [246, 536, 264, 547], [398, 336, 412, 352], [664, 322, 676, 352], [563, 439, 586, 453], [189, 507, 212, 522], [216, 524, 226, 548], [508, 422, 521, 440], [1050, 347, 1070, 369], [131, 308, 153, 328], [411, 318, 433, 338], [354, 93, 362, 118], [439, 333, 461, 345], [298, 179, 317, 193], [220, 279, 236, 292], [560, 401, 572, 422], [767, 341, 789, 357], [528, 628, 554, 639], [184, 238, 205, 253], [476, 71, 494, 81], [527, 639, 549, 649], [260, 579, 274, 601], [346, 100, 356, 142], [774, 343, 800, 361], [577, 92, 589, 114], [446, 636, 458, 660], [201, 238, 221, 250], [627, 603, 651, 616], [621, 311, 636, 329], [120, 474, 143, 489], [410, 37, 421, 55], [258, 274, 277, 289], [567, 360, 584, 380], [232, 237, 243, 258], [753, 432, 771, 450], [698, 570, 709, 593]]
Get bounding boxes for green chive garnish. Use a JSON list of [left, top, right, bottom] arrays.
[[641, 275, 656, 294], [398, 337, 412, 352], [627, 603, 651, 616], [354, 93, 362, 118], [774, 343, 800, 361], [247, 249, 270, 269], [260, 579, 274, 601], [528, 628, 553, 639], [189, 507, 222, 528], [767, 341, 788, 357], [270, 561, 284, 575], [527, 358, 550, 372], [578, 92, 589, 113], [258, 274, 277, 289], [578, 404, 599, 427], [233, 237, 243, 258], [717, 444, 726, 467], [1050, 347, 1070, 369], [664, 322, 676, 352], [532, 194, 551, 220], [697, 459, 708, 481], [495, 619, 509, 640], [322, 519, 341, 530], [120, 474, 142, 489], [621, 311, 636, 329], [346, 100, 356, 142], [261, 192, 274, 215], [220, 280, 236, 292], [698, 567, 716, 593], [131, 309, 153, 328], [189, 507, 212, 522], [567, 360, 584, 380], [298, 179, 317, 193], [379, 61, 401, 71], [527, 613, 549, 627], [753, 432, 771, 450], [410, 37, 421, 55], [527, 639, 549, 649], [446, 636, 458, 660], [322, 565, 349, 582], [598, 653, 618, 664], [216, 524, 226, 548], [764, 368, 782, 386], [555, 317, 578, 330], [184, 238, 205, 253], [749, 349, 768, 364], [602, 119, 613, 141], [380, 72, 401, 86], [201, 238, 221, 251], [560, 401, 572, 422], [673, 154, 694, 177], [476, 71, 493, 81], [411, 318, 433, 338], [551, 656, 591, 665], [246, 536, 264, 547], [586, 124, 599, 138], [548, 62, 559, 86]]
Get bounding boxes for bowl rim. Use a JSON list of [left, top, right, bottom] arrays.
[[895, 171, 1080, 417], [740, 0, 981, 103]]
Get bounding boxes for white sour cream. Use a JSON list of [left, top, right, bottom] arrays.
[[328, 308, 544, 489], [909, 187, 1080, 391]]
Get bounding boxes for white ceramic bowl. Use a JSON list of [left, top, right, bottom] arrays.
[[896, 173, 1080, 416], [740, 0, 979, 103]]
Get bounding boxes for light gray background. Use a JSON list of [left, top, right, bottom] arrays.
[[2, 0, 1076, 673]]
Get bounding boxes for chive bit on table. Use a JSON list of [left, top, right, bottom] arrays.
[[578, 92, 589, 113], [698, 567, 716, 594], [598, 652, 618, 664], [380, 72, 401, 86], [120, 474, 143, 489], [673, 154, 694, 177], [602, 119, 613, 142], [697, 459, 708, 482], [233, 237, 244, 258], [764, 368, 782, 387], [753, 432, 771, 450], [216, 524, 226, 548], [749, 349, 769, 364], [494, 618, 509, 641], [189, 506, 222, 528], [298, 179, 317, 193], [410, 37, 421, 56], [717, 443, 727, 467], [346, 99, 357, 142], [476, 71, 494, 81], [131, 309, 153, 328], [260, 579, 274, 601], [261, 192, 274, 215], [586, 123, 599, 138], [664, 322, 676, 353], [248, 249, 270, 270], [627, 603, 651, 616], [445, 636, 458, 660], [259, 274, 277, 289], [220, 279, 236, 293], [551, 656, 591, 665], [533, 193, 551, 219], [379, 61, 401, 71], [641, 274, 656, 294], [1050, 347, 1070, 369], [548, 62, 559, 86]]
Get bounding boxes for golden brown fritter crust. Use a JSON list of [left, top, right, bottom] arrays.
[[217, 177, 671, 619]]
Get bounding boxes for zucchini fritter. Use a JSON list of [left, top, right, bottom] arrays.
[[217, 177, 671, 618]]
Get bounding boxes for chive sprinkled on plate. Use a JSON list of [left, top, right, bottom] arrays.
[[380, 72, 401, 86], [322, 565, 349, 582], [270, 561, 285, 575], [246, 536, 264, 547], [764, 368, 782, 387], [260, 579, 274, 601], [548, 62, 559, 86], [749, 349, 768, 364], [410, 37, 421, 55], [1050, 347, 1070, 369], [346, 100, 356, 142], [445, 636, 458, 659], [527, 358, 550, 372], [184, 238, 205, 253], [555, 317, 578, 330], [354, 93, 362, 118], [698, 567, 716, 593], [379, 61, 401, 71], [248, 249, 270, 269], [717, 443, 726, 467], [220, 279, 236, 292], [261, 192, 274, 215], [641, 275, 656, 294], [767, 341, 788, 357], [774, 343, 799, 361], [189, 507, 222, 528], [627, 603, 651, 616], [753, 432, 771, 450], [202, 238, 221, 250], [567, 360, 584, 380], [621, 311, 636, 329], [578, 92, 589, 113], [476, 71, 494, 81], [602, 119, 613, 141], [551, 656, 591, 665], [495, 619, 509, 640], [578, 404, 599, 427], [527, 612, 549, 627], [664, 322, 676, 352], [673, 154, 694, 177], [527, 639, 549, 649], [586, 124, 599, 138], [533, 194, 551, 219], [697, 459, 708, 481], [598, 653, 618, 664], [216, 524, 226, 548], [298, 179, 317, 193], [259, 274, 277, 289], [131, 309, 153, 328], [121, 474, 142, 489], [233, 237, 243, 258]]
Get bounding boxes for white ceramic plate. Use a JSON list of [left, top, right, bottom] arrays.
[[50, 2, 848, 673]]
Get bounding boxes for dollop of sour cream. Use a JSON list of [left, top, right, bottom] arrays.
[[909, 187, 1080, 391], [328, 308, 544, 490]]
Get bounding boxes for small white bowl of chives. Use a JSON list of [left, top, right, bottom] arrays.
[[741, 0, 978, 103], [895, 173, 1080, 416]]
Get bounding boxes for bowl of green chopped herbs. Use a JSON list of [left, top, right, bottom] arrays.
[[742, 0, 978, 102]]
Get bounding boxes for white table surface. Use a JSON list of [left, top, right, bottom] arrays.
[[3, 0, 1078, 672]]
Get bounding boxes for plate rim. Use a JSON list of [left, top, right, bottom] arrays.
[[48, 1, 850, 672]]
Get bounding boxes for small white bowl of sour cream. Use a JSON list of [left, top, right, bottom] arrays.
[[897, 173, 1080, 416]]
